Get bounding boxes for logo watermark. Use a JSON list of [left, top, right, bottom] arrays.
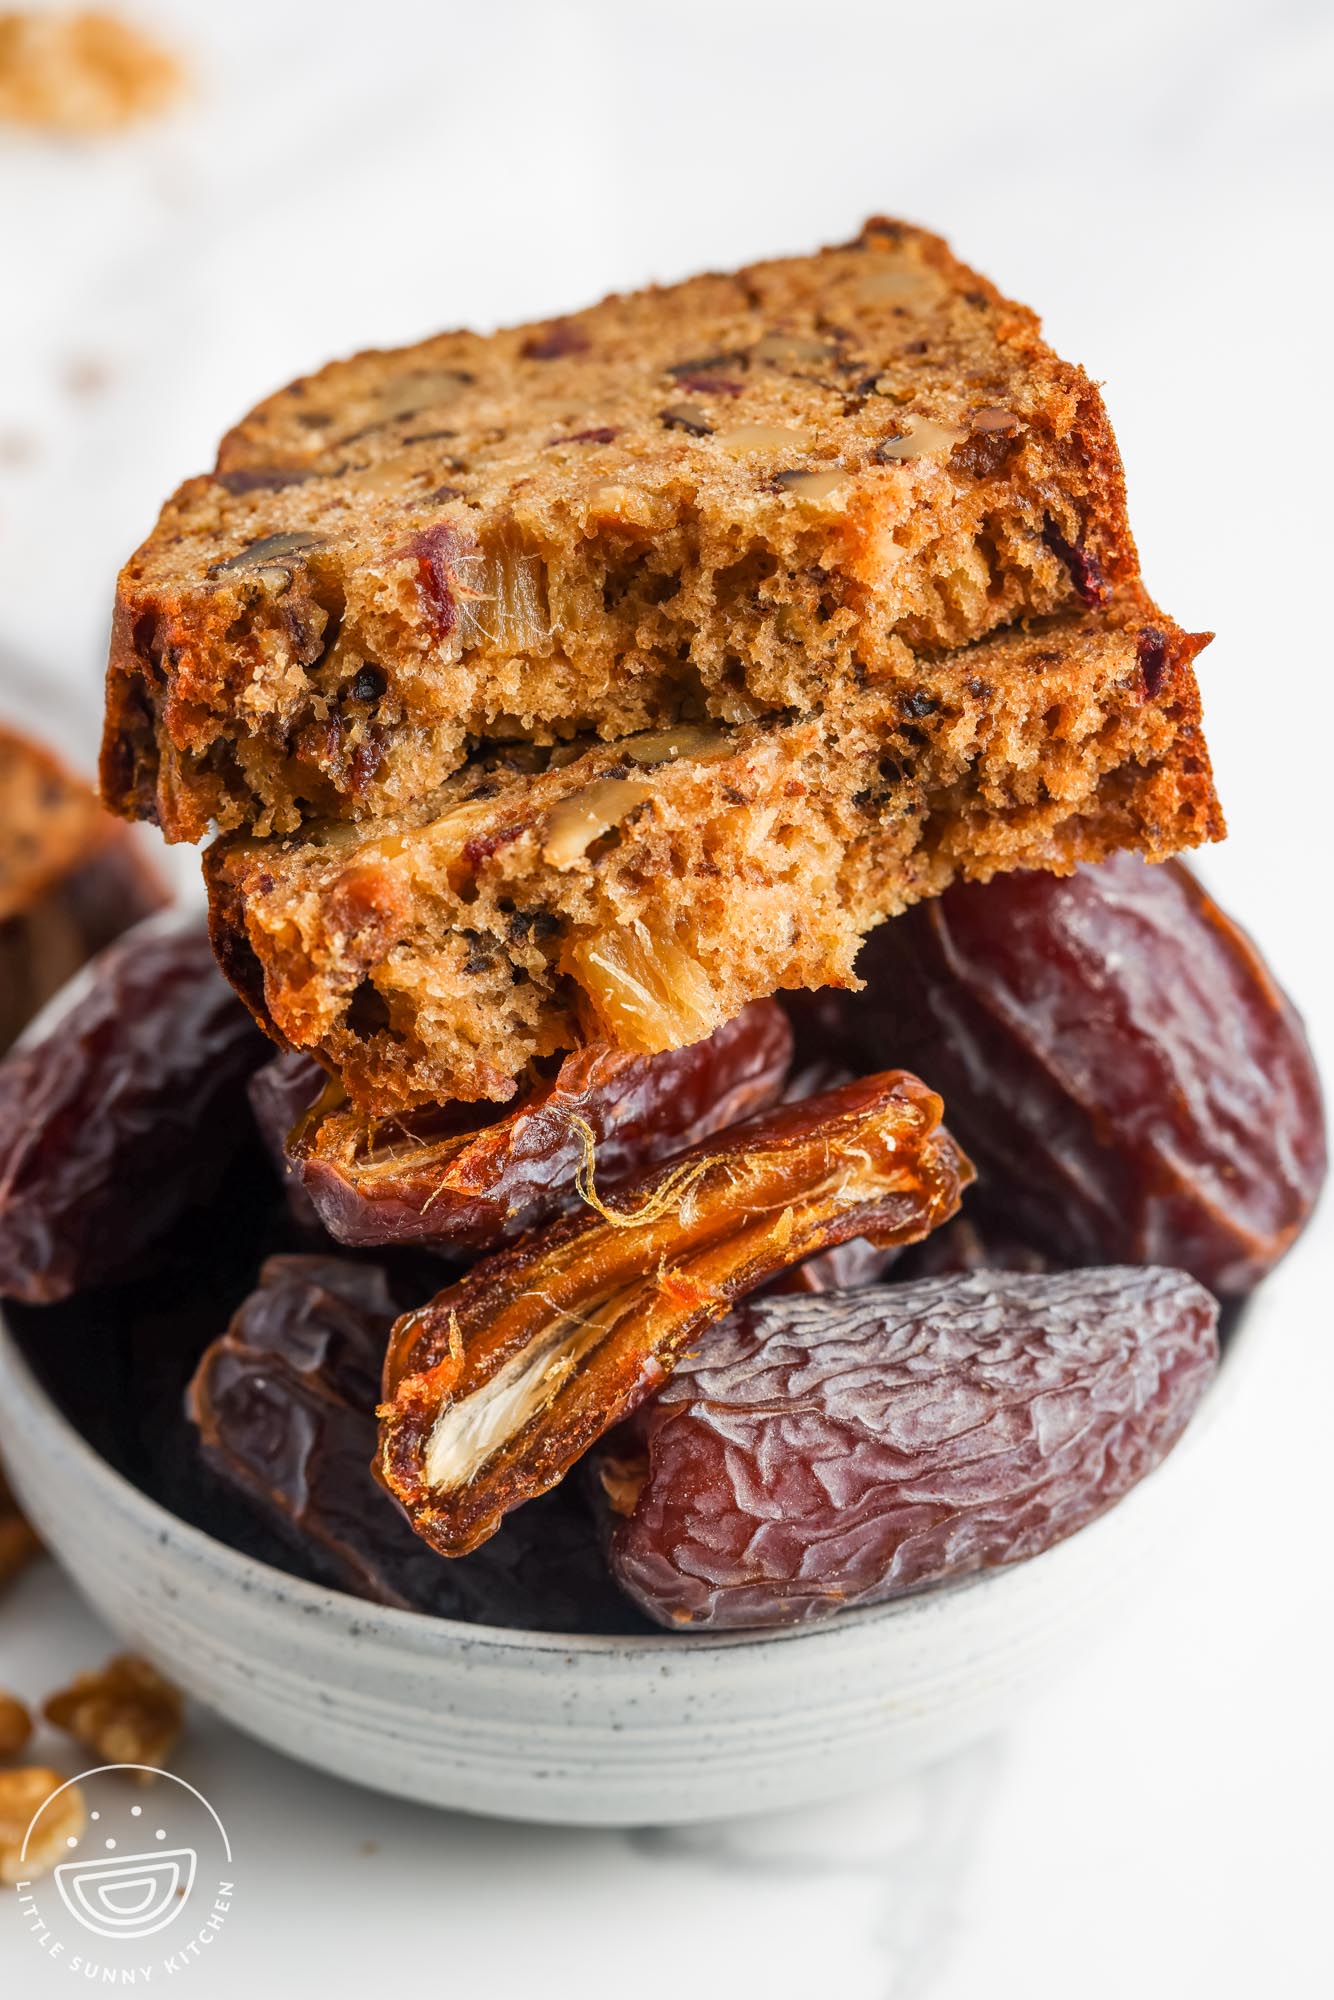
[[12, 1765, 233, 1981]]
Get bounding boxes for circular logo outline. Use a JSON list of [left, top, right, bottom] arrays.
[[19, 1766, 232, 1949]]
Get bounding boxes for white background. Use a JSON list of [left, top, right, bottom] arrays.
[[1, 1, 1331, 1993]]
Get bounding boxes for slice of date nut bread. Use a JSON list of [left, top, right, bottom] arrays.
[[204, 596, 1221, 1111], [105, 218, 1142, 842]]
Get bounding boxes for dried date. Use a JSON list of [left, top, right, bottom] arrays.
[[0, 915, 271, 1302], [246, 1051, 329, 1230], [188, 1254, 647, 1631], [272, 999, 793, 1252], [769, 1056, 897, 1292], [378, 1070, 970, 1556], [830, 855, 1327, 1294], [597, 1266, 1218, 1630], [770, 1234, 898, 1295], [892, 1211, 1054, 1281]]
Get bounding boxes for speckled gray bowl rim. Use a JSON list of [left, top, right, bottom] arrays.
[[0, 907, 1254, 1665]]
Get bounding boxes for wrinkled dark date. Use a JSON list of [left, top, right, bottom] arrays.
[[819, 855, 1327, 1294], [0, 916, 271, 1303], [771, 1236, 897, 1295], [892, 1212, 1054, 1282], [597, 1266, 1218, 1630], [378, 1071, 970, 1557], [246, 1051, 329, 1231], [771, 1056, 896, 1293], [187, 1254, 647, 1631], [274, 1000, 794, 1251]]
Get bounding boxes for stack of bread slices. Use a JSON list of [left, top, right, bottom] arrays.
[[99, 217, 1222, 1114]]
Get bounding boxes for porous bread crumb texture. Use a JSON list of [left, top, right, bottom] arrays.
[[205, 598, 1222, 1112], [105, 218, 1140, 842], [0, 10, 181, 133]]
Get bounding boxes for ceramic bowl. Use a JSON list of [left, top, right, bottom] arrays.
[[0, 912, 1253, 1823], [0, 1279, 1253, 1827]]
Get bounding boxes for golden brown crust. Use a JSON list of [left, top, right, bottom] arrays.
[[104, 219, 1140, 842], [204, 595, 1222, 1111]]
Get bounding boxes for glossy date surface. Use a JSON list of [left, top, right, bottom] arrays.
[[0, 917, 270, 1303], [279, 1000, 793, 1251], [378, 1070, 970, 1557], [821, 855, 1326, 1294]]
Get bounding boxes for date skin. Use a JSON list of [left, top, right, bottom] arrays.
[[378, 1071, 971, 1557], [770, 1057, 897, 1293], [893, 1212, 1054, 1282], [820, 855, 1327, 1294], [273, 999, 793, 1252], [187, 1254, 648, 1632], [246, 1051, 328, 1230], [0, 916, 270, 1303], [772, 1235, 897, 1294], [599, 1266, 1219, 1631]]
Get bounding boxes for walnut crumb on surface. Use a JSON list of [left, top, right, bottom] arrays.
[[0, 10, 183, 133], [43, 1654, 184, 1776], [0, 1467, 42, 1593], [0, 1768, 84, 1885]]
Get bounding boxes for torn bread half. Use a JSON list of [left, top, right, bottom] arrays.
[[105, 217, 1141, 842], [205, 594, 1221, 1111]]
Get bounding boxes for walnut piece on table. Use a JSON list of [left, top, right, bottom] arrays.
[[0, 1467, 42, 1595], [0, 1767, 84, 1885], [43, 1654, 183, 1776], [0, 1690, 33, 1756], [0, 10, 183, 133]]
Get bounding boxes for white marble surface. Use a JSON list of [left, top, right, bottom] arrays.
[[1, 0, 1331, 1992]]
